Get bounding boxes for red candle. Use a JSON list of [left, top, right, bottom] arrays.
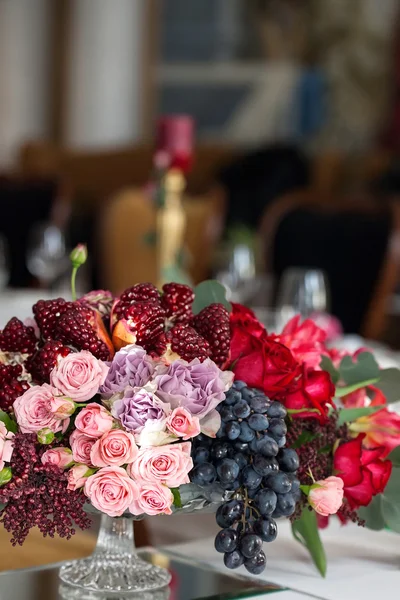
[[156, 115, 195, 173]]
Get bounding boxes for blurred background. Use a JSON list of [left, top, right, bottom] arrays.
[[3, 0, 400, 574], [2, 0, 400, 345]]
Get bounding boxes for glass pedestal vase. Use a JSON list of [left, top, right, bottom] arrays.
[[59, 515, 171, 596]]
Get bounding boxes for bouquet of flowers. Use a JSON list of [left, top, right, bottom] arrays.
[[1, 246, 400, 579]]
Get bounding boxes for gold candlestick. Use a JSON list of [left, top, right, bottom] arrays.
[[156, 168, 187, 288]]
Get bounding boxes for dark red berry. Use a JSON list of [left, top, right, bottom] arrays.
[[112, 301, 166, 352], [0, 318, 37, 355], [33, 299, 75, 339], [0, 364, 30, 413], [161, 283, 194, 324], [165, 324, 210, 362], [27, 341, 72, 384], [112, 283, 160, 326], [55, 306, 114, 360], [192, 303, 231, 367]]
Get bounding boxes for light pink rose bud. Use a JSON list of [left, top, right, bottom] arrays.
[[67, 464, 94, 491], [166, 407, 201, 440], [129, 481, 174, 516], [84, 466, 140, 517], [37, 428, 55, 445], [70, 429, 96, 465], [50, 351, 109, 402], [128, 442, 193, 488], [70, 243, 88, 268], [91, 430, 138, 468], [13, 384, 67, 434], [41, 447, 74, 470], [50, 396, 76, 419], [0, 422, 14, 471], [309, 476, 344, 517], [75, 403, 114, 439]]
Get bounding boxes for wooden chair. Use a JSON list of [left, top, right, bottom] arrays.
[[99, 185, 226, 294], [259, 191, 400, 339]]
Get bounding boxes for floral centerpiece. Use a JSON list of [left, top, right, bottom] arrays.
[[0, 247, 400, 593]]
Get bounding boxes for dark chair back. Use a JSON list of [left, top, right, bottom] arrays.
[[261, 193, 400, 338], [0, 178, 58, 287]]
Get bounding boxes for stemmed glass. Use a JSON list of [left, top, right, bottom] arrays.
[[26, 223, 69, 290], [276, 268, 329, 331]]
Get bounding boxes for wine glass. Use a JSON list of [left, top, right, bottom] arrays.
[[26, 223, 69, 289], [276, 268, 329, 331]]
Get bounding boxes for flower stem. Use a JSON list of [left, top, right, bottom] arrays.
[[71, 267, 78, 301]]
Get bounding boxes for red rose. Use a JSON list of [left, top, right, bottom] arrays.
[[283, 366, 335, 422], [275, 315, 327, 369], [230, 303, 266, 362], [333, 435, 392, 509], [233, 336, 300, 397]]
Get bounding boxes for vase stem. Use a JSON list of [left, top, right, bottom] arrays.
[[95, 514, 135, 556]]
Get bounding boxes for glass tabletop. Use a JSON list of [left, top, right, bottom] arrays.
[[0, 548, 285, 600]]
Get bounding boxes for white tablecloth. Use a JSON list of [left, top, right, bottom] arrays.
[[164, 518, 400, 600]]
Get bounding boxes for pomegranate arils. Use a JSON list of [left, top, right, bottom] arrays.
[[192, 303, 231, 367], [33, 299, 75, 339], [27, 341, 72, 384], [0, 364, 30, 413], [161, 283, 194, 323], [112, 301, 166, 351], [113, 283, 160, 323], [166, 324, 210, 362], [0, 318, 37, 355], [55, 306, 113, 361]]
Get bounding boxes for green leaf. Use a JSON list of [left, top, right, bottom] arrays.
[[381, 496, 400, 533], [192, 280, 231, 315], [320, 355, 339, 384], [162, 265, 192, 286], [358, 496, 385, 531], [292, 508, 327, 577], [382, 466, 400, 501], [291, 430, 317, 449], [374, 368, 400, 404], [339, 352, 380, 386], [0, 410, 17, 434], [0, 467, 12, 487], [335, 378, 379, 398], [337, 405, 384, 426], [388, 446, 400, 467], [171, 488, 182, 508]]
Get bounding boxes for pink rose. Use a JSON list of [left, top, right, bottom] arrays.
[[309, 476, 344, 517], [50, 396, 76, 419], [84, 466, 139, 517], [41, 447, 73, 470], [0, 422, 14, 471], [70, 430, 97, 465], [91, 430, 138, 468], [128, 442, 193, 488], [166, 407, 200, 440], [129, 482, 173, 516], [67, 464, 93, 491], [50, 351, 109, 402], [14, 384, 69, 434], [75, 403, 114, 438]]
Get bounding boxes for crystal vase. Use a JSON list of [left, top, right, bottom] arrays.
[[59, 515, 171, 595]]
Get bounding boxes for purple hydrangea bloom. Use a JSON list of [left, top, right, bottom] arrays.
[[112, 387, 167, 433], [154, 358, 234, 419], [100, 345, 155, 399]]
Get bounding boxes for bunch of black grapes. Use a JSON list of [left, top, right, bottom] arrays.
[[190, 380, 300, 575]]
